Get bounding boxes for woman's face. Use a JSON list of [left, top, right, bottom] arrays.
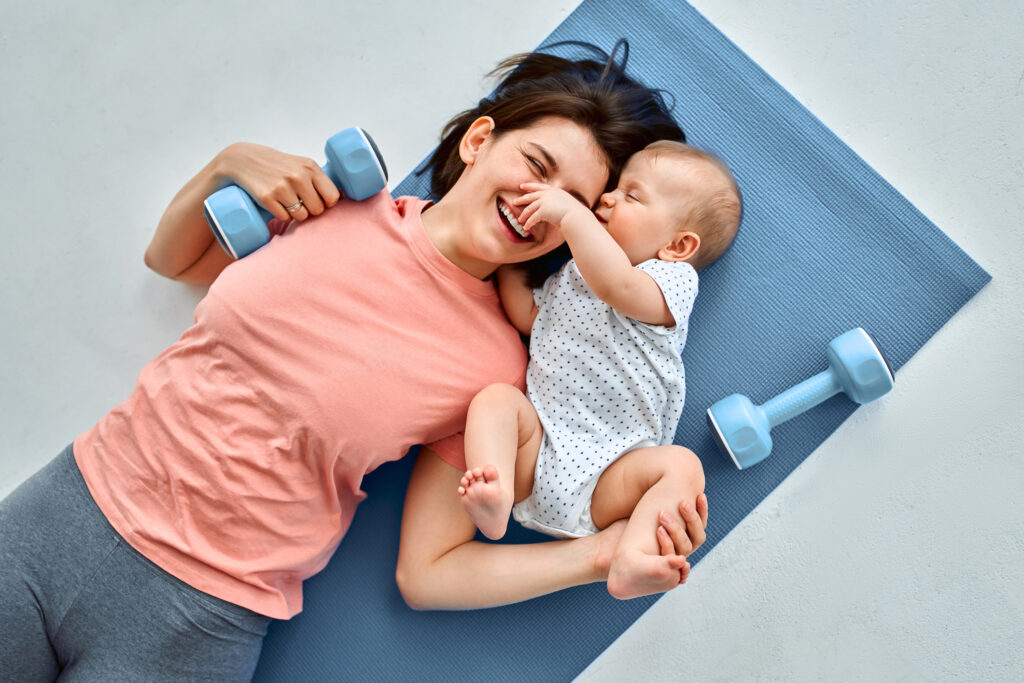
[[438, 116, 609, 278]]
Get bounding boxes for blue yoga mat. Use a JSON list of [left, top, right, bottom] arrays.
[[254, 1, 990, 680]]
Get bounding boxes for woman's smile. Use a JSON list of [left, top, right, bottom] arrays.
[[421, 116, 609, 279], [497, 198, 533, 242]]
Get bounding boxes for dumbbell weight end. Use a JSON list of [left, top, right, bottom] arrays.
[[203, 189, 273, 260], [323, 128, 388, 201]]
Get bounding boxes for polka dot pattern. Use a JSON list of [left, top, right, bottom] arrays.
[[511, 258, 698, 538]]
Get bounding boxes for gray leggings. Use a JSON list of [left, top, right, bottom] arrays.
[[0, 444, 271, 681]]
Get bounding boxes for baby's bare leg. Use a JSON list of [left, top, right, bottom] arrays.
[[590, 446, 706, 599], [461, 383, 543, 539]]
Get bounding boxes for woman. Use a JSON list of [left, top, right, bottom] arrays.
[[0, 43, 707, 680]]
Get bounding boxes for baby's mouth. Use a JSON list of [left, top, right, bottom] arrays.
[[498, 199, 533, 241]]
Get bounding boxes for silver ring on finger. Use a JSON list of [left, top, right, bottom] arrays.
[[285, 199, 304, 213]]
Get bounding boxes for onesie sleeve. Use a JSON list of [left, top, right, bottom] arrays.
[[532, 265, 562, 307], [634, 260, 699, 338]]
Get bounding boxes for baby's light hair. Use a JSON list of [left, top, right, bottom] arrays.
[[638, 141, 742, 270]]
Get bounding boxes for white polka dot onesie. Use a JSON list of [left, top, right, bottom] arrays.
[[511, 258, 698, 538]]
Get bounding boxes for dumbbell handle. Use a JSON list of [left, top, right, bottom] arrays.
[[762, 370, 841, 427]]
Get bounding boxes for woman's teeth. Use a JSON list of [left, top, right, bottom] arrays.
[[499, 202, 530, 238]]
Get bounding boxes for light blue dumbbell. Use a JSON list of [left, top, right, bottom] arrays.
[[203, 127, 388, 259], [707, 328, 895, 470]]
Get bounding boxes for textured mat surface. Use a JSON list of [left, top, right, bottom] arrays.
[[254, 1, 990, 680]]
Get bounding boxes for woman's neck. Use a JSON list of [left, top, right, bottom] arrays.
[[420, 200, 497, 281]]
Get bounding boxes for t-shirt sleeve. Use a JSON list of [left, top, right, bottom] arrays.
[[267, 217, 293, 237], [635, 260, 699, 337], [424, 432, 467, 471]]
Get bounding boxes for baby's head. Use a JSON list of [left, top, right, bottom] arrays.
[[595, 141, 742, 269]]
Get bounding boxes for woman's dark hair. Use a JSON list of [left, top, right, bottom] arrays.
[[423, 40, 684, 199], [418, 40, 685, 287]]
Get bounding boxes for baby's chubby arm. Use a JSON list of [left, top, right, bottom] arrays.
[[515, 183, 674, 327], [496, 265, 539, 336]]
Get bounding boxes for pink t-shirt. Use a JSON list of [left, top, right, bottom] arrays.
[[74, 193, 527, 619]]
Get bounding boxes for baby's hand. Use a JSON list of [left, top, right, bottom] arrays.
[[513, 182, 592, 235]]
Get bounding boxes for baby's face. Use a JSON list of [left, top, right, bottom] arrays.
[[594, 154, 698, 265]]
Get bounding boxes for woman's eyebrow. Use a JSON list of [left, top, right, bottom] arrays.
[[527, 143, 558, 172], [527, 143, 592, 206]]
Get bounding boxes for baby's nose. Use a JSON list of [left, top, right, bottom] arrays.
[[600, 192, 615, 206]]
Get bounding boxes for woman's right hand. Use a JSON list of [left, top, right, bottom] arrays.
[[217, 142, 342, 222], [146, 141, 342, 285]]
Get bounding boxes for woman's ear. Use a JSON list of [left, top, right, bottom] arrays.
[[658, 231, 701, 263], [459, 116, 497, 165]]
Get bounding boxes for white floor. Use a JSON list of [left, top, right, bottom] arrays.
[[2, 1, 1021, 680]]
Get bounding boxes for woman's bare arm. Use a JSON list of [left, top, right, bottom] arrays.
[[395, 448, 613, 609], [143, 150, 232, 284], [394, 448, 706, 610], [144, 142, 341, 286], [496, 266, 539, 335]]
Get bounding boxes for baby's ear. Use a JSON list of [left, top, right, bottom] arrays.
[[658, 231, 701, 263]]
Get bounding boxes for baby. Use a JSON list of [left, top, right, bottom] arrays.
[[458, 140, 742, 599]]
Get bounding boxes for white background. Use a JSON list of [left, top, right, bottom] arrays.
[[2, 1, 1021, 680]]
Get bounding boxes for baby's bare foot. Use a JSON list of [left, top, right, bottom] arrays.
[[457, 465, 511, 540], [606, 547, 689, 600]]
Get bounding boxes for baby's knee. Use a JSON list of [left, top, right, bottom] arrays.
[[650, 446, 705, 492]]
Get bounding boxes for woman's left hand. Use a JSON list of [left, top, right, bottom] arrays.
[[656, 493, 708, 583]]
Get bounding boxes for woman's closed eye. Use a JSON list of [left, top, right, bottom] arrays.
[[524, 154, 547, 178]]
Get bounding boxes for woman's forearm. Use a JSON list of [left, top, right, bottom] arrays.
[[395, 450, 705, 610], [396, 449, 613, 610], [399, 534, 609, 610], [144, 147, 232, 281], [143, 142, 340, 285]]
